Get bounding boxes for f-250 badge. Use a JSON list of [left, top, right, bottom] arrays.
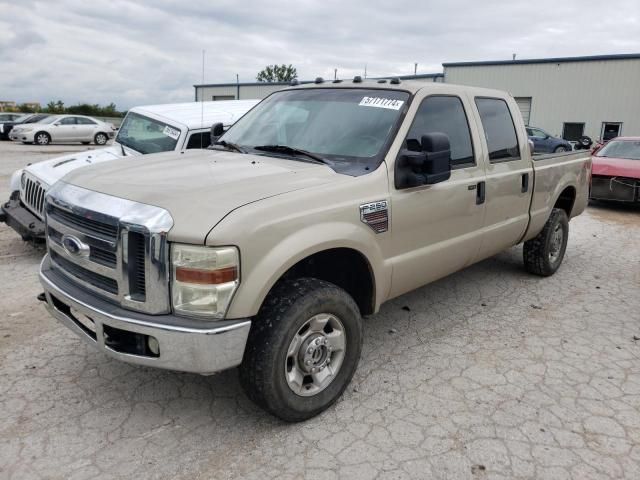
[[360, 200, 389, 233]]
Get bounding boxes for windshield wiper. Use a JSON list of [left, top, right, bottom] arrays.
[[252, 145, 329, 164], [213, 140, 246, 154]]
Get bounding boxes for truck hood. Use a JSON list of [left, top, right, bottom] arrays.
[[25, 146, 128, 186], [592, 156, 640, 179], [60, 149, 341, 243]]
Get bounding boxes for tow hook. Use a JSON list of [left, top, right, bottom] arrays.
[[37, 292, 46, 302]]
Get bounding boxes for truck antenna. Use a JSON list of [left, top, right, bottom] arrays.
[[200, 49, 205, 148]]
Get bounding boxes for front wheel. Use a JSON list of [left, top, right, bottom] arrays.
[[239, 277, 363, 422], [94, 133, 108, 145], [554, 145, 568, 153], [523, 208, 569, 276], [35, 132, 51, 145]]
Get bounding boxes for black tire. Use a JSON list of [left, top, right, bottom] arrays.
[[523, 208, 569, 276], [34, 132, 51, 145], [239, 277, 363, 422], [554, 145, 568, 153], [94, 133, 108, 145]]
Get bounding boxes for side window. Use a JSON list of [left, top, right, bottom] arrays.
[[405, 96, 475, 167], [77, 117, 97, 125], [186, 132, 212, 149], [475, 98, 521, 162], [59, 117, 77, 125]]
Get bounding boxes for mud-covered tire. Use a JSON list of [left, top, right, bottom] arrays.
[[239, 277, 363, 422], [523, 208, 569, 276]]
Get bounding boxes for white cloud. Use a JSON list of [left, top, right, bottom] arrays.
[[1, 0, 638, 109]]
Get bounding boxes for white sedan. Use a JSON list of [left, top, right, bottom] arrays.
[[9, 114, 116, 145]]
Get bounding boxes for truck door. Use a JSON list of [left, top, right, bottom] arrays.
[[471, 96, 534, 261], [389, 92, 487, 298]]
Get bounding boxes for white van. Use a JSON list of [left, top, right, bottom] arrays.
[[1, 100, 259, 240]]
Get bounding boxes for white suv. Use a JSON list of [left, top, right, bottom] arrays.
[[2, 99, 259, 240], [10, 114, 116, 145]]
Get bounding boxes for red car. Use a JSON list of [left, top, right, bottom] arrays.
[[590, 137, 640, 203]]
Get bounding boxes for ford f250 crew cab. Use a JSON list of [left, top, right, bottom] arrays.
[[1, 100, 258, 241], [38, 80, 590, 421]]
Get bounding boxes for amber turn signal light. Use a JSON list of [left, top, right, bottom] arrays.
[[175, 266, 238, 285]]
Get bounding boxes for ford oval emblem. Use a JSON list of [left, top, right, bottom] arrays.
[[61, 234, 90, 257]]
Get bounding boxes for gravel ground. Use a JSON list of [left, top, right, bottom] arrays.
[[1, 140, 639, 480]]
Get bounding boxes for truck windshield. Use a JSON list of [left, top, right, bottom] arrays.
[[220, 88, 410, 174], [596, 140, 640, 160], [116, 112, 181, 154]]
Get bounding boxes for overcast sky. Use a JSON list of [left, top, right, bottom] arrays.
[[1, 0, 639, 110]]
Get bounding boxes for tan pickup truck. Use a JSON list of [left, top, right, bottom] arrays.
[[38, 80, 590, 421]]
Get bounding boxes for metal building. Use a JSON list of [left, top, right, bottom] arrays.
[[194, 73, 443, 102], [443, 53, 640, 142]]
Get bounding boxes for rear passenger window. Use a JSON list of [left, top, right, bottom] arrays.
[[186, 132, 212, 149], [59, 117, 77, 125], [77, 117, 97, 125], [405, 96, 474, 167], [475, 98, 521, 162]]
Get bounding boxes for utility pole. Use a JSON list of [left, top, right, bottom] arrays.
[[236, 73, 240, 100], [414, 63, 418, 75], [512, 53, 517, 61], [364, 64, 367, 79], [334, 68, 337, 80]]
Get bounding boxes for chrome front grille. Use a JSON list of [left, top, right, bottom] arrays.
[[21, 173, 47, 219], [44, 182, 174, 314]]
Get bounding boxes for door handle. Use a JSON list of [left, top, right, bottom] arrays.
[[476, 181, 485, 205], [521, 173, 529, 193]]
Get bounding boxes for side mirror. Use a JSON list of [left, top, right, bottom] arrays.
[[210, 122, 224, 143], [395, 133, 452, 189]]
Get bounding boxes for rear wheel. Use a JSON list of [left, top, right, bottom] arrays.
[[94, 133, 108, 145], [35, 132, 51, 145], [239, 277, 363, 422], [554, 145, 568, 153], [523, 208, 569, 276]]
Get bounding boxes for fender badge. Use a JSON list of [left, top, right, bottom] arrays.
[[360, 200, 388, 233]]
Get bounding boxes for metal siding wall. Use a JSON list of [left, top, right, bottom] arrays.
[[444, 59, 640, 140], [196, 86, 237, 101], [196, 84, 288, 102]]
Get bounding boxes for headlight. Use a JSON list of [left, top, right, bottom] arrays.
[[21, 171, 27, 189], [171, 244, 239, 319], [0, 124, 4, 133]]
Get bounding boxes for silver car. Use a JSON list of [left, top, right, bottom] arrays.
[[9, 114, 116, 146]]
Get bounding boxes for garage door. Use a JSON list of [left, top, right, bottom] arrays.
[[514, 97, 532, 125]]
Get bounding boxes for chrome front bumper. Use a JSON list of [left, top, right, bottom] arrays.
[[39, 255, 251, 375]]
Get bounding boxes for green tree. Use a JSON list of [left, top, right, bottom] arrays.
[[257, 64, 297, 82]]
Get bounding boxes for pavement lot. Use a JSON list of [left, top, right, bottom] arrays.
[[1, 140, 639, 480]]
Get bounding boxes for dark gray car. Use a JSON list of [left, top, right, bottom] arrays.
[[526, 126, 573, 153]]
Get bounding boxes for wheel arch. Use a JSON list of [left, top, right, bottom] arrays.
[[224, 223, 389, 319], [553, 185, 576, 217]]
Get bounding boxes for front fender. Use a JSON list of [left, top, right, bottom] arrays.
[[225, 221, 390, 319]]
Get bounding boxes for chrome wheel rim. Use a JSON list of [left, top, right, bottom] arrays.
[[36, 134, 48, 145], [96, 134, 106, 144], [549, 223, 564, 263], [285, 313, 346, 397]]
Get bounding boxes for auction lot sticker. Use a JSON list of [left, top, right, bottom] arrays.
[[163, 125, 180, 140], [359, 96, 404, 110]]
